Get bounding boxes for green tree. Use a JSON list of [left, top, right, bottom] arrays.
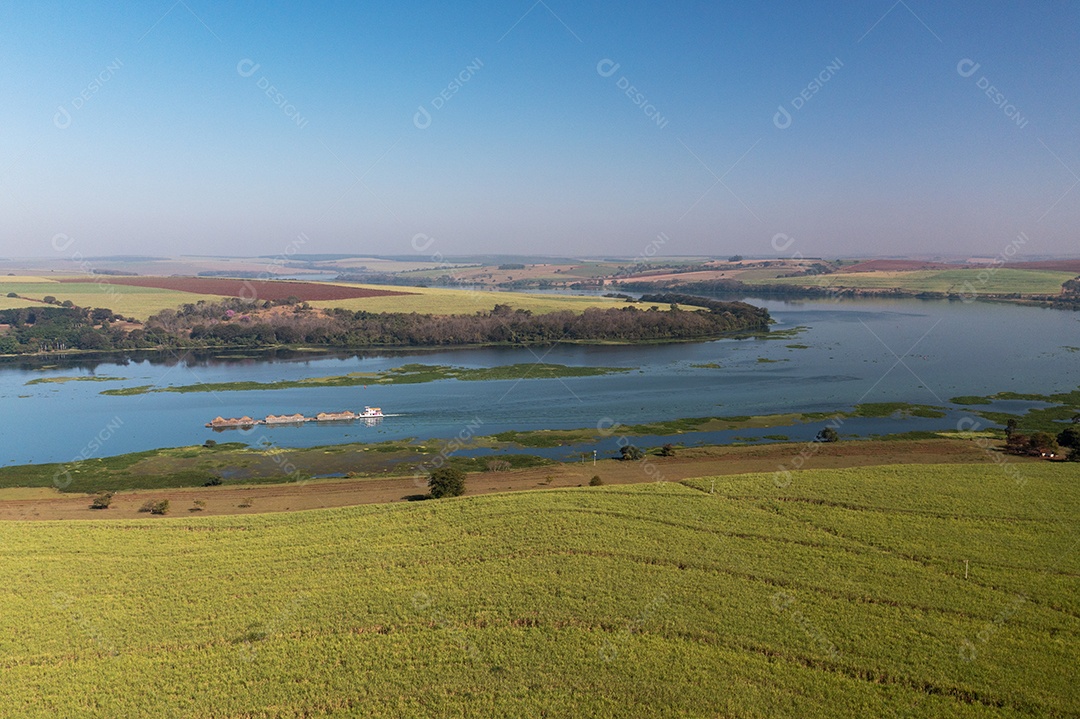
[[428, 467, 466, 499], [1028, 432, 1059, 456], [1006, 432, 1030, 456], [1057, 427, 1080, 450], [816, 427, 840, 443], [658, 444, 676, 457], [619, 445, 644, 461], [589, 475, 603, 486]]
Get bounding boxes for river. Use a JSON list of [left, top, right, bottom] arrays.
[[3, 297, 1077, 466]]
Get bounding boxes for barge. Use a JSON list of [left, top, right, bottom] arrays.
[[206, 406, 383, 429]]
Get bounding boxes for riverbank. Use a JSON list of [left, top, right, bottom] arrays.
[[0, 437, 1025, 521]]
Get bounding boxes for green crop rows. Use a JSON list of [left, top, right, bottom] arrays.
[[0, 463, 1076, 717]]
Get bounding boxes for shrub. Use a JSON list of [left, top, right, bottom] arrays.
[[658, 444, 676, 457], [203, 477, 222, 487], [138, 499, 155, 513], [1056, 427, 1080, 450], [150, 499, 169, 515], [90, 491, 114, 510], [203, 439, 217, 448], [486, 459, 512, 472], [816, 427, 840, 443], [5, 292, 16, 298], [428, 467, 466, 499], [619, 445, 644, 461], [589, 475, 603, 486], [190, 500, 206, 512]]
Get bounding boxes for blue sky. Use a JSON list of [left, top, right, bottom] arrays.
[[1, 1, 1077, 259]]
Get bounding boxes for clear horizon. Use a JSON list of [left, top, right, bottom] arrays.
[[1, 2, 1077, 260]]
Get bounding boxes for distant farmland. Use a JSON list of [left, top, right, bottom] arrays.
[[754, 268, 1076, 295], [58, 276, 412, 302], [1, 277, 666, 321]]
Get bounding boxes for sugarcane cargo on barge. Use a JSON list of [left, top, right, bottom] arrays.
[[206, 407, 383, 429]]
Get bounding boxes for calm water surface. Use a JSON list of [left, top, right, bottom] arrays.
[[3, 298, 1077, 466]]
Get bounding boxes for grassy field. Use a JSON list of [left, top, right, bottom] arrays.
[[0, 439, 556, 495], [315, 284, 656, 314], [0, 462, 1075, 717], [0, 277, 702, 320], [750, 269, 1076, 295], [0, 280, 222, 320]]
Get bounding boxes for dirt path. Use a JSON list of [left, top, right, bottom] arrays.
[[0, 439, 1013, 521]]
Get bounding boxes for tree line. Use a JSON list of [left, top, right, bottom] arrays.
[[0, 307, 133, 354], [167, 296, 770, 348], [0, 295, 771, 354]]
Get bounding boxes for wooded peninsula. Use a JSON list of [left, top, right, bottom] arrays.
[[0, 294, 770, 355]]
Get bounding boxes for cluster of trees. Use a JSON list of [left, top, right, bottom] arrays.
[[496, 279, 557, 289], [0, 306, 140, 354], [1, 294, 771, 356], [145, 297, 770, 348], [777, 262, 837, 278], [1005, 419, 1080, 460], [618, 443, 676, 460], [816, 427, 840, 443], [637, 293, 767, 320], [610, 261, 714, 279]]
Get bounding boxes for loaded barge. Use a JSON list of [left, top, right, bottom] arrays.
[[206, 406, 384, 429]]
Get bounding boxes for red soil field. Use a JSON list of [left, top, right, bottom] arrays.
[[58, 276, 412, 302], [842, 260, 966, 272]]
